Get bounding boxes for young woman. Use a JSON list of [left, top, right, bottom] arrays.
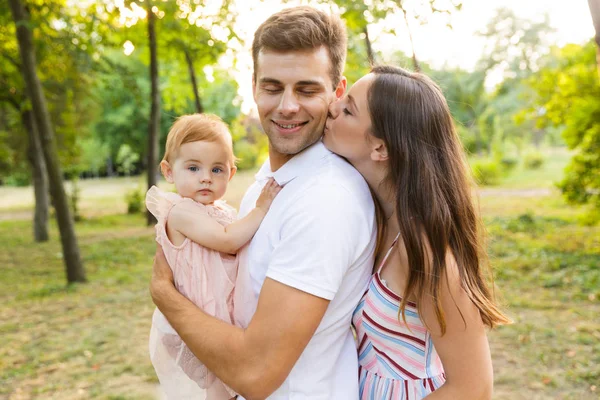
[[323, 65, 511, 400]]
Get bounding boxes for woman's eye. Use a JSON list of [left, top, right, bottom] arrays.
[[343, 108, 352, 116], [188, 166, 199, 172], [212, 167, 223, 174]]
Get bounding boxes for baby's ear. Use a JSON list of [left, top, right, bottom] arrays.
[[228, 166, 237, 182], [160, 160, 174, 183]]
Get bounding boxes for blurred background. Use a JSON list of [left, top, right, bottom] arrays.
[[1, 0, 599, 399]]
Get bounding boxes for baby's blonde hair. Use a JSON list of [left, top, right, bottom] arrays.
[[162, 114, 236, 165]]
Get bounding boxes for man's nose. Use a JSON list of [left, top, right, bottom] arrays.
[[277, 89, 300, 116]]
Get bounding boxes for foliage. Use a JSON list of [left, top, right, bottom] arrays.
[[523, 151, 545, 170], [525, 42, 600, 216], [116, 144, 140, 177], [231, 115, 269, 170], [471, 158, 502, 186], [476, 7, 554, 79], [200, 68, 242, 125], [125, 188, 144, 214]]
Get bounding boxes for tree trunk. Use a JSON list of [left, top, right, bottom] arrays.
[[363, 25, 375, 66], [184, 49, 203, 113], [399, 4, 421, 72], [9, 0, 86, 283], [589, 0, 600, 77], [22, 108, 49, 242], [146, 0, 160, 226]]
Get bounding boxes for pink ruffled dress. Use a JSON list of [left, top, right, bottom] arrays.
[[146, 186, 255, 400]]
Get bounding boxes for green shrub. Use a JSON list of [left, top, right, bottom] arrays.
[[234, 140, 261, 171], [524, 151, 545, 170], [125, 188, 144, 214], [471, 159, 502, 186], [500, 157, 519, 172], [4, 171, 30, 187]]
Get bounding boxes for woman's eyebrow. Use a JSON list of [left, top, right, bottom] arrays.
[[348, 94, 360, 114]]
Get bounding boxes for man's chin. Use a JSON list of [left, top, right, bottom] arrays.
[[271, 136, 322, 156]]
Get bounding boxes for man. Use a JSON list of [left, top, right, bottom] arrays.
[[150, 6, 376, 399]]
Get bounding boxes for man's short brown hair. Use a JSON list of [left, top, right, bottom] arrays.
[[252, 6, 347, 89]]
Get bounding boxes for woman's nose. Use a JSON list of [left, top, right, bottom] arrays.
[[328, 100, 340, 119]]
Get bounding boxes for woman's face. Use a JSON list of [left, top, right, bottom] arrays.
[[323, 73, 375, 164]]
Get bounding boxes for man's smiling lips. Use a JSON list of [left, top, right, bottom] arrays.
[[272, 120, 308, 134]]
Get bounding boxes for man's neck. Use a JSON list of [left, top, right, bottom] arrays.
[[269, 150, 294, 172]]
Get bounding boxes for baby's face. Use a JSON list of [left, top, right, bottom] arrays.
[[166, 140, 235, 205]]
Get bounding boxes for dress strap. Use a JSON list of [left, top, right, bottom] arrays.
[[376, 232, 401, 274]]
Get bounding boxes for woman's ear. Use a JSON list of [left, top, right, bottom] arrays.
[[370, 138, 389, 162], [160, 160, 174, 183]]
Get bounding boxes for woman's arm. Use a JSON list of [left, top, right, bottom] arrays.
[[421, 255, 494, 400], [169, 178, 281, 254]]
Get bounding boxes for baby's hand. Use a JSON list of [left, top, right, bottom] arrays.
[[256, 178, 282, 213]]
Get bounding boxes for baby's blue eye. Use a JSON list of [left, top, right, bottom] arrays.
[[188, 166, 199, 172], [212, 167, 223, 174]]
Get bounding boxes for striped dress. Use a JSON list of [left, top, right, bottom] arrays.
[[352, 234, 446, 399]]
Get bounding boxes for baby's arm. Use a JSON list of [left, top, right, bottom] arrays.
[[168, 178, 282, 254]]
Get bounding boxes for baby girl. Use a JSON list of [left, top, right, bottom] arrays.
[[146, 114, 280, 399]]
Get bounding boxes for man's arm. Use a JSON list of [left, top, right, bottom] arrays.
[[150, 247, 330, 400]]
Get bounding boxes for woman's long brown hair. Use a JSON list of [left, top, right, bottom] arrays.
[[367, 65, 511, 333]]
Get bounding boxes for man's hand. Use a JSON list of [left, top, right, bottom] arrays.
[[150, 244, 175, 306]]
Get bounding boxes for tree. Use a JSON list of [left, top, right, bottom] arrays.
[[590, 0, 600, 76], [145, 0, 160, 225], [476, 8, 554, 80], [9, 0, 86, 282], [114, 0, 236, 225], [158, 0, 231, 114], [475, 8, 555, 152], [526, 42, 600, 218], [310, 0, 462, 71], [1, 4, 48, 241]]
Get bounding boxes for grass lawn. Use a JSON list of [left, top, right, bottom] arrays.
[[1, 157, 599, 399]]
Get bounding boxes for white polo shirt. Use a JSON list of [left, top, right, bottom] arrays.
[[237, 141, 376, 400]]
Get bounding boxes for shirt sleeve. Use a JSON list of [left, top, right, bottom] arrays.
[[265, 183, 370, 300]]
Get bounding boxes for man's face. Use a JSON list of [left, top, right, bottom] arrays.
[[253, 47, 346, 168]]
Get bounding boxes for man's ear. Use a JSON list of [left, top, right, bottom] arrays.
[[370, 137, 389, 162], [252, 74, 257, 102], [335, 76, 347, 100], [229, 166, 237, 182], [160, 160, 174, 183]]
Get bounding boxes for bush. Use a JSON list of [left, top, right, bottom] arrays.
[[471, 159, 502, 186], [4, 171, 30, 187], [500, 157, 519, 172], [524, 151, 545, 170], [125, 188, 144, 214], [233, 140, 261, 171]]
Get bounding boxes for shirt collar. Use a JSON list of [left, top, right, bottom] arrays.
[[255, 140, 331, 186]]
